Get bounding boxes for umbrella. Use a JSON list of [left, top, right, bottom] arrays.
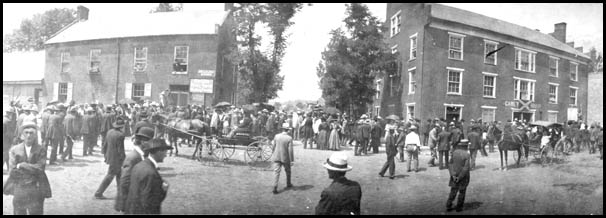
[[214, 101, 231, 108], [324, 107, 340, 115], [47, 100, 61, 106], [119, 98, 136, 104], [386, 114, 400, 120]]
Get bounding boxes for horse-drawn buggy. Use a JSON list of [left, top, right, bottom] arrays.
[[525, 121, 566, 165]]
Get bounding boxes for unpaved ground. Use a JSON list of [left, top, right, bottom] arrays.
[[3, 137, 603, 215]]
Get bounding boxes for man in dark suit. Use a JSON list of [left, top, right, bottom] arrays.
[[447, 139, 471, 212], [125, 138, 172, 214], [369, 119, 382, 153], [4, 108, 17, 171], [395, 127, 407, 162], [115, 126, 154, 213], [40, 106, 52, 148], [316, 152, 361, 215], [379, 126, 397, 179], [3, 122, 52, 215], [100, 105, 116, 152], [271, 123, 294, 194], [94, 117, 126, 199], [62, 107, 78, 161], [356, 118, 371, 156], [134, 111, 154, 135], [467, 126, 482, 170], [449, 122, 463, 160], [80, 107, 97, 156], [46, 105, 65, 165], [438, 124, 452, 170]]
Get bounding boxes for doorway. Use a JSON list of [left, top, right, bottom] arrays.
[[169, 85, 190, 106], [445, 106, 462, 122], [513, 111, 534, 123]]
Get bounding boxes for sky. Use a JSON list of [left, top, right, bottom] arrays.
[[3, 3, 603, 102]]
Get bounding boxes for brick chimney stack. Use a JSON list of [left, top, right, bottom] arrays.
[[77, 5, 89, 21], [552, 22, 566, 43]]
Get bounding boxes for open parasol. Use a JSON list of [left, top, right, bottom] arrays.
[[386, 114, 400, 120], [214, 101, 232, 108]]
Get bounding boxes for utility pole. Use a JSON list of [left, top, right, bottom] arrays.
[[115, 38, 121, 105]]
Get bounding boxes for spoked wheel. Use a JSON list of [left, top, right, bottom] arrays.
[[246, 140, 274, 163], [212, 142, 235, 161]]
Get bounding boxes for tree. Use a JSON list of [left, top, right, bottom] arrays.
[[588, 47, 603, 73], [317, 3, 397, 117], [149, 3, 183, 13], [228, 3, 304, 104], [3, 8, 77, 52]]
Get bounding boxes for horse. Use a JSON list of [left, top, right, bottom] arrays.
[[497, 129, 528, 171], [164, 118, 211, 158]]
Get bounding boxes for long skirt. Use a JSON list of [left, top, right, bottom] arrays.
[[317, 130, 328, 150], [328, 129, 340, 150]]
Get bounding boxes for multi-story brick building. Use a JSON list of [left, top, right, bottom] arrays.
[[379, 3, 591, 123], [43, 4, 236, 107]]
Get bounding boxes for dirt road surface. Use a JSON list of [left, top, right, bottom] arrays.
[[3, 137, 603, 215]]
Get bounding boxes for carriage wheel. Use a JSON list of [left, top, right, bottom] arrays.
[[260, 141, 275, 161], [246, 141, 264, 163], [212, 143, 235, 161]]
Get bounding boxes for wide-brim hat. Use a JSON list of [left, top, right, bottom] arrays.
[[262, 109, 269, 113], [458, 139, 469, 147], [360, 114, 368, 119], [322, 152, 352, 172], [113, 118, 126, 128], [143, 139, 173, 152], [135, 126, 155, 139], [281, 122, 292, 130], [19, 121, 38, 133], [409, 125, 418, 130]]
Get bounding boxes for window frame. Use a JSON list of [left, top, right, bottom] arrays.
[[482, 72, 497, 98], [480, 105, 497, 123], [391, 45, 398, 54], [409, 33, 418, 61], [173, 46, 189, 74], [448, 32, 465, 61], [548, 82, 559, 104], [513, 77, 536, 101], [390, 10, 401, 38], [549, 56, 559, 77], [60, 52, 70, 73], [569, 86, 578, 106], [547, 110, 558, 123], [408, 67, 416, 94], [89, 49, 101, 73], [446, 67, 464, 95], [132, 83, 145, 98], [570, 62, 578, 81], [406, 103, 415, 121], [134, 47, 148, 72], [58, 82, 68, 102], [514, 47, 537, 73], [483, 40, 498, 65]]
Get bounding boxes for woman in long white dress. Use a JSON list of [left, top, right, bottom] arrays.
[[328, 119, 341, 151]]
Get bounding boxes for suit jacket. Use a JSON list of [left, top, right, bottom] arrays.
[[356, 123, 371, 140], [266, 115, 276, 132], [100, 112, 116, 133], [315, 177, 362, 215], [125, 158, 167, 214], [370, 123, 382, 139], [437, 130, 452, 151], [448, 148, 470, 188], [102, 128, 125, 166], [384, 133, 397, 156], [428, 128, 439, 149], [80, 114, 98, 135], [46, 113, 65, 140], [3, 142, 52, 198], [450, 128, 462, 147], [467, 131, 482, 150], [134, 119, 154, 135], [272, 132, 294, 163], [116, 150, 144, 212], [63, 113, 78, 137], [395, 132, 407, 146], [41, 111, 51, 132]]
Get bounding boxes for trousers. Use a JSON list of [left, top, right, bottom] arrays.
[[95, 164, 121, 195], [446, 187, 467, 209], [439, 150, 450, 168], [83, 134, 95, 155], [379, 153, 396, 177], [13, 185, 45, 215], [62, 136, 74, 160], [49, 137, 65, 163], [273, 162, 292, 188], [356, 138, 368, 155], [469, 149, 478, 169], [406, 149, 419, 171], [397, 145, 406, 162]]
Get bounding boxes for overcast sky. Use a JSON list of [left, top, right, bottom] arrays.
[[3, 3, 603, 102]]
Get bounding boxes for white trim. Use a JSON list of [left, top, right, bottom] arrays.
[[406, 102, 416, 106], [548, 83, 558, 104], [66, 83, 73, 103], [483, 74, 496, 98], [173, 46, 189, 74], [515, 48, 537, 73], [548, 82, 560, 86], [444, 105, 464, 122], [512, 76, 536, 82], [446, 69, 463, 95], [443, 103, 464, 107], [569, 86, 578, 106], [408, 69, 415, 94], [409, 33, 418, 38], [448, 33, 464, 60], [390, 10, 401, 38], [514, 46, 537, 54], [408, 67, 417, 71], [406, 104, 415, 121], [569, 86, 579, 90], [446, 67, 465, 71], [482, 72, 498, 76], [570, 62, 579, 81], [133, 47, 148, 72], [481, 105, 497, 109], [511, 109, 536, 122], [391, 44, 398, 54], [409, 33, 418, 60], [547, 110, 559, 113], [549, 56, 559, 78], [483, 39, 498, 44], [484, 40, 498, 65], [448, 32, 466, 38], [481, 106, 497, 122]]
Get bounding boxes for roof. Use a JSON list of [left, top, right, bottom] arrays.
[[45, 10, 229, 44], [428, 3, 590, 59], [2, 51, 45, 81]]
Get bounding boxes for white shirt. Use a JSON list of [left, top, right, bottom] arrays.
[[25, 144, 33, 160], [313, 118, 321, 133], [404, 132, 421, 146], [149, 155, 159, 169], [134, 145, 145, 161]]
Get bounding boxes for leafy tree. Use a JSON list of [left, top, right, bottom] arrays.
[[3, 8, 77, 52], [317, 3, 397, 118], [150, 3, 183, 13], [588, 47, 603, 73]]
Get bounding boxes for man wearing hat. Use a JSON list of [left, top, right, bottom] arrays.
[[379, 126, 397, 179], [404, 125, 422, 172], [115, 126, 154, 213], [395, 126, 407, 162], [271, 123, 295, 194], [437, 123, 453, 169], [125, 138, 172, 214], [449, 122, 463, 161], [467, 126, 482, 170], [316, 152, 361, 215], [100, 105, 117, 153], [369, 118, 382, 154], [446, 139, 471, 212], [46, 105, 66, 165], [427, 123, 441, 167], [80, 107, 98, 156], [3, 108, 17, 171], [40, 106, 53, 148], [355, 116, 371, 156], [62, 107, 79, 161], [13, 105, 32, 145], [4, 122, 52, 214], [133, 111, 153, 136], [94, 117, 126, 199]]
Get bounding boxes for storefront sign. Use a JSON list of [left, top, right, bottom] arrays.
[[190, 79, 213, 93], [504, 100, 541, 110], [198, 70, 215, 77]]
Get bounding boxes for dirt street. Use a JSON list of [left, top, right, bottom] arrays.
[[3, 137, 603, 215]]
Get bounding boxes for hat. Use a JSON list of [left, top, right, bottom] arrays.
[[262, 109, 269, 113], [449, 122, 455, 126], [143, 138, 173, 153], [281, 122, 292, 130], [86, 107, 95, 112], [135, 126, 155, 139], [55, 104, 66, 111], [458, 139, 469, 147], [19, 121, 38, 133], [409, 125, 418, 130], [360, 114, 368, 119], [322, 152, 352, 172], [45, 105, 54, 111], [134, 104, 141, 108], [387, 125, 396, 131], [106, 105, 113, 110], [69, 106, 78, 112], [139, 111, 148, 117], [113, 117, 126, 128]]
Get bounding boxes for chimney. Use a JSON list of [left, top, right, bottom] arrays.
[[552, 22, 566, 43], [77, 5, 89, 21], [567, 42, 575, 48], [224, 3, 233, 11], [575, 47, 583, 53]]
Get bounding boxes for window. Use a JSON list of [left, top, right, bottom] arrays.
[[134, 47, 147, 72], [408, 67, 416, 94], [515, 48, 536, 72], [60, 52, 70, 73], [173, 46, 189, 74], [549, 57, 559, 77], [481, 107, 496, 122], [407, 104, 415, 121], [132, 83, 145, 99], [409, 33, 417, 60], [484, 40, 498, 65], [570, 62, 578, 81], [58, 83, 68, 102], [89, 49, 101, 73], [390, 10, 401, 37], [375, 79, 381, 99], [548, 83, 558, 104], [375, 106, 380, 116], [569, 86, 578, 106], [448, 33, 464, 60], [447, 68, 463, 95], [483, 74, 496, 98], [513, 77, 535, 101], [547, 111, 558, 123]]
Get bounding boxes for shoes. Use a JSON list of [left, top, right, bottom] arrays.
[[272, 189, 279, 195], [389, 176, 395, 180], [94, 194, 107, 200], [378, 173, 384, 177], [446, 207, 455, 212], [286, 184, 293, 189]]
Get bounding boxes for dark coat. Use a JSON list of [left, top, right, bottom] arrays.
[[395, 132, 406, 146], [116, 150, 144, 212], [272, 132, 294, 163], [437, 130, 452, 151], [3, 143, 52, 198], [46, 113, 65, 140], [4, 117, 16, 151], [356, 123, 371, 140], [80, 114, 98, 135], [450, 127, 462, 147], [100, 112, 116, 134], [467, 131, 482, 150], [102, 128, 125, 166], [449, 148, 470, 188], [134, 119, 154, 135], [125, 158, 167, 214], [40, 111, 51, 133], [384, 133, 397, 156], [63, 113, 79, 137], [315, 177, 362, 215], [370, 123, 382, 139]]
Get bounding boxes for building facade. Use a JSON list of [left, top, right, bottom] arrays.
[[381, 3, 591, 123], [43, 5, 236, 107], [587, 70, 603, 125], [3, 51, 46, 108]]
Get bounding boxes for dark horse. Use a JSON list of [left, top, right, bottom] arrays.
[[164, 118, 211, 158], [497, 130, 528, 171]]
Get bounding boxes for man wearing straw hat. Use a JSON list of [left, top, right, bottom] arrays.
[[271, 123, 294, 194], [446, 139, 471, 212], [315, 152, 361, 215], [94, 117, 126, 199]]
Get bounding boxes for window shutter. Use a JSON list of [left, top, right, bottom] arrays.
[[66, 83, 73, 102], [144, 83, 152, 97], [125, 83, 132, 98], [53, 83, 59, 101]]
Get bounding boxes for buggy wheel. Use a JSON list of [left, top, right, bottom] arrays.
[[246, 141, 264, 163], [212, 142, 235, 161], [260, 141, 275, 161]]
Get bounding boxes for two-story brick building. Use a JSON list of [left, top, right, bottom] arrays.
[[43, 4, 236, 107], [379, 3, 591, 123]]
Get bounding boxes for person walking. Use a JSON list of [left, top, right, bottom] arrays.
[[80, 107, 97, 156], [449, 122, 463, 160], [94, 117, 126, 199], [446, 139, 471, 212], [315, 152, 361, 215], [437, 124, 452, 170], [3, 122, 52, 215], [395, 127, 407, 162], [100, 105, 116, 149], [379, 126, 397, 179], [328, 119, 341, 151], [271, 123, 294, 194], [467, 126, 482, 170], [125, 138, 172, 214], [405, 125, 422, 172], [427, 124, 440, 167], [62, 107, 79, 161], [46, 106, 66, 165], [301, 113, 314, 149], [133, 111, 153, 135], [356, 117, 371, 156], [369, 118, 382, 153]]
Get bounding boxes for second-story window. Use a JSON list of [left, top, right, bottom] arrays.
[[515, 48, 536, 72], [134, 47, 147, 72], [484, 40, 498, 65], [569, 86, 578, 106], [549, 57, 559, 77], [514, 78, 535, 101], [447, 68, 463, 95], [408, 67, 416, 94], [60, 52, 70, 73], [409, 33, 417, 60], [570, 62, 578, 81], [173, 46, 189, 74], [390, 10, 401, 37], [89, 49, 101, 73], [548, 83, 558, 104], [448, 33, 464, 60]]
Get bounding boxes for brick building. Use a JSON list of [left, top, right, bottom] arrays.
[[43, 4, 236, 107], [379, 3, 591, 123]]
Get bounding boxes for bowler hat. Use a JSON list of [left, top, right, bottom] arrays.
[[458, 139, 469, 147], [144, 138, 173, 153], [135, 126, 155, 139], [322, 152, 353, 172], [281, 122, 292, 130], [113, 117, 126, 128]]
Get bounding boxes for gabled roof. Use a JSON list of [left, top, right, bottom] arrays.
[[2, 51, 45, 81], [45, 10, 229, 44], [428, 3, 590, 59]]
